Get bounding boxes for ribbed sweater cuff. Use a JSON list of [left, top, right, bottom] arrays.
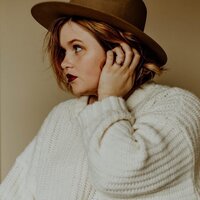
[[78, 96, 134, 147], [79, 96, 130, 123], [82, 96, 128, 114]]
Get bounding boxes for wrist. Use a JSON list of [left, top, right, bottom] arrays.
[[98, 96, 108, 101], [98, 94, 113, 101]]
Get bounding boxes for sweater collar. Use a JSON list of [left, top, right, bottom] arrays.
[[74, 95, 89, 115], [74, 81, 156, 114]]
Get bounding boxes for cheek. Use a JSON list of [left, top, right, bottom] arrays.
[[83, 54, 105, 78], [85, 64, 102, 85]]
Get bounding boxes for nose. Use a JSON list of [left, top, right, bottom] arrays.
[[61, 53, 73, 69]]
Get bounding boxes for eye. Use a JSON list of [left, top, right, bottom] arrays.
[[73, 44, 82, 53]]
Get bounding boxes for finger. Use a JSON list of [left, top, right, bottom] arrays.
[[129, 48, 141, 72], [104, 50, 114, 68], [112, 46, 125, 65], [120, 42, 133, 68]]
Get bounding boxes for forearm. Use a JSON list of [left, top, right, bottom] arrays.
[[78, 93, 196, 198]]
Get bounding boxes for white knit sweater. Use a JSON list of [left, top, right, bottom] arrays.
[[0, 82, 200, 200]]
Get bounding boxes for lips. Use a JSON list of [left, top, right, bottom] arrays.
[[66, 74, 78, 83]]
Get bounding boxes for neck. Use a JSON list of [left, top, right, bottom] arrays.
[[87, 95, 98, 105]]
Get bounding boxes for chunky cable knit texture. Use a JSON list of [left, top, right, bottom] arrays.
[[0, 82, 200, 200]]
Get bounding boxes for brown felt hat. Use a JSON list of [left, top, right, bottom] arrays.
[[31, 0, 167, 66]]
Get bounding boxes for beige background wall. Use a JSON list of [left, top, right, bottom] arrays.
[[0, 0, 200, 181]]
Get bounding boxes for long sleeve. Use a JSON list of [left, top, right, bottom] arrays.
[[0, 138, 37, 200], [0, 105, 60, 200], [77, 88, 200, 199]]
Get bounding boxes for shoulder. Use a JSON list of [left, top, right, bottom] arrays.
[[34, 97, 79, 141], [131, 81, 200, 111], [53, 97, 77, 112], [131, 82, 200, 152], [41, 98, 78, 126], [48, 98, 74, 116], [151, 83, 200, 112], [46, 95, 89, 121], [128, 81, 200, 127], [153, 84, 200, 123], [154, 83, 199, 102]]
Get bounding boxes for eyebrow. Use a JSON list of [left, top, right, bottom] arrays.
[[68, 39, 83, 44]]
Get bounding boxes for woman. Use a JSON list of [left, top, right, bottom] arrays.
[[0, 0, 200, 199]]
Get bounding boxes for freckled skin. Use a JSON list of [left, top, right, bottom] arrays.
[[60, 21, 106, 97]]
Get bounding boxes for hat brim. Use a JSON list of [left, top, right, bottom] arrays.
[[31, 1, 167, 66]]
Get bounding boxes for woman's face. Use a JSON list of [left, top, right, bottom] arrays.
[[60, 21, 106, 97]]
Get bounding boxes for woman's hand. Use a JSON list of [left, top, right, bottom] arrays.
[[98, 42, 140, 101]]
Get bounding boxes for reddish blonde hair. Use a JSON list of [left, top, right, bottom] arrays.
[[44, 16, 166, 92]]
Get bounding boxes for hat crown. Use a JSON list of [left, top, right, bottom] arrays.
[[31, 0, 167, 65], [70, 0, 147, 31]]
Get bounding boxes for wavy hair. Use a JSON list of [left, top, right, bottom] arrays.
[[44, 16, 166, 95]]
